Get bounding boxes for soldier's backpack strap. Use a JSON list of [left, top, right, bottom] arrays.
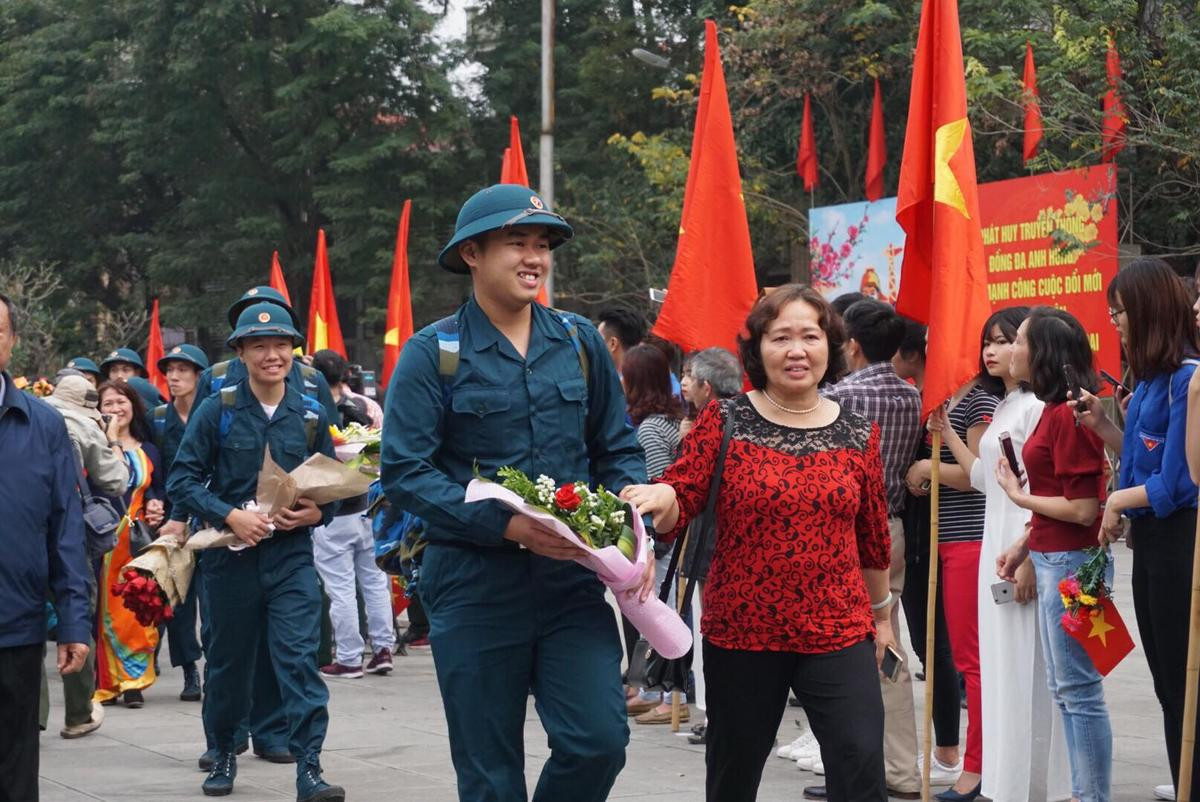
[[217, 385, 239, 443], [209, 360, 230, 396], [432, 315, 462, 407], [548, 308, 590, 388], [152, 404, 169, 455], [298, 363, 322, 405], [300, 395, 322, 452]]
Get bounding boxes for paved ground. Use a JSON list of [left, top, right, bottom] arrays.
[[38, 548, 1173, 801]]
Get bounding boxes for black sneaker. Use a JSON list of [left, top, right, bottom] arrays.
[[202, 752, 236, 797], [123, 689, 144, 708], [296, 762, 345, 802], [180, 664, 202, 702]]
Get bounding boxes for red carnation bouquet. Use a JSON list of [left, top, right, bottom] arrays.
[[116, 535, 195, 627], [113, 567, 174, 627]]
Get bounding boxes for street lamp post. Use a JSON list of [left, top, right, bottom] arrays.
[[541, 0, 556, 305]]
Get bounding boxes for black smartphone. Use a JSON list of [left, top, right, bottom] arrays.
[[999, 430, 1025, 486], [881, 644, 904, 683], [1063, 363, 1087, 412], [1099, 369, 1131, 397]]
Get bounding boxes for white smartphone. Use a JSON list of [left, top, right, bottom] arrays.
[[991, 580, 1015, 605]]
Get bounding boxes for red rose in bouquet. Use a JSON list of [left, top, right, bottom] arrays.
[[554, 484, 583, 512], [113, 567, 175, 627]]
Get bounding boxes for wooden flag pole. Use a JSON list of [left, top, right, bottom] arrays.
[[922, 434, 942, 802], [1177, 489, 1200, 801], [671, 534, 689, 734]]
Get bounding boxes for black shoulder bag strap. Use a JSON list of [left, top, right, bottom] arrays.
[[656, 399, 735, 606]]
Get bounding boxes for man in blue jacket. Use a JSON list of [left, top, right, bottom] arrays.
[[0, 293, 92, 801], [380, 185, 650, 802], [168, 303, 342, 801]]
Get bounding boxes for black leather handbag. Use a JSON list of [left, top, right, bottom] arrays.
[[626, 400, 734, 693]]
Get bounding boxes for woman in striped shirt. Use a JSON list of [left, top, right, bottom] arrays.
[[622, 343, 685, 724]]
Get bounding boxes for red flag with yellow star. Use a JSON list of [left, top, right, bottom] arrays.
[[651, 19, 758, 355], [307, 228, 346, 358], [382, 200, 413, 388], [894, 0, 991, 418], [1065, 597, 1135, 676]]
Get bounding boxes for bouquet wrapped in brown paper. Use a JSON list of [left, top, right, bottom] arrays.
[[186, 446, 375, 550], [116, 535, 196, 624]]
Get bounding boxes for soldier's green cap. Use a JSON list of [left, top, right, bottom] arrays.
[[64, 356, 102, 378], [227, 301, 305, 348], [437, 184, 573, 274], [157, 343, 210, 373], [226, 286, 300, 329], [99, 348, 146, 374]]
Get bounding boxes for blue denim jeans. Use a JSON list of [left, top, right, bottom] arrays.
[[1032, 549, 1113, 802]]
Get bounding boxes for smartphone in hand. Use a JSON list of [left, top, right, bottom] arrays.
[[881, 644, 904, 683], [991, 580, 1015, 605], [1063, 363, 1087, 412], [999, 431, 1025, 487], [1099, 369, 1131, 397]]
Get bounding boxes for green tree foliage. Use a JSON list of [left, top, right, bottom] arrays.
[[0, 0, 471, 368]]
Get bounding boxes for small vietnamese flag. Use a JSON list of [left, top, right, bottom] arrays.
[[865, 78, 886, 201], [1023, 41, 1043, 165], [307, 229, 347, 358], [269, 250, 292, 305], [500, 116, 530, 187], [382, 200, 414, 389], [1064, 597, 1135, 676], [894, 0, 992, 418], [1101, 36, 1126, 163], [651, 19, 758, 355], [145, 298, 168, 397], [796, 92, 819, 192]]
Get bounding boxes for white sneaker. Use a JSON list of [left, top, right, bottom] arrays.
[[797, 752, 825, 775], [1155, 784, 1176, 801], [776, 730, 816, 760], [796, 743, 823, 772], [917, 753, 962, 786]]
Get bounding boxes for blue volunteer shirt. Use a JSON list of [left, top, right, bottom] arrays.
[[0, 372, 92, 647], [380, 299, 646, 548], [1119, 362, 1200, 518]]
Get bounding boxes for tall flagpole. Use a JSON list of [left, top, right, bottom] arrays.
[[540, 0, 556, 306], [923, 434, 942, 801], [1178, 488, 1200, 801]]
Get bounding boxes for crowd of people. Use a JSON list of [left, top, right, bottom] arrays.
[[3, 182, 1200, 802]]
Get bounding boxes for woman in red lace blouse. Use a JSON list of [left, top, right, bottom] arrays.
[[622, 285, 895, 802]]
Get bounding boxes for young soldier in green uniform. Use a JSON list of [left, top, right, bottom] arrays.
[[152, 344, 209, 703], [380, 184, 652, 802], [168, 303, 343, 801], [175, 288, 334, 771]]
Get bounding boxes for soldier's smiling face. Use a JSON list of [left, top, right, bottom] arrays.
[[458, 224, 551, 310], [236, 336, 294, 386]]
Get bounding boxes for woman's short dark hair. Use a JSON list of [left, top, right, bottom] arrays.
[[738, 284, 846, 391], [1024, 307, 1099, 404], [623, 343, 682, 425], [97, 379, 152, 444], [1108, 257, 1200, 380], [976, 306, 1029, 396]]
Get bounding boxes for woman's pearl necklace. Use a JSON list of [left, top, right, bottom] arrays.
[[762, 389, 822, 415]]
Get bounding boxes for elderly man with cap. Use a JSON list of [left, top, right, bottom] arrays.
[[99, 347, 147, 382], [38, 374, 131, 739], [64, 356, 103, 387], [196, 286, 339, 423], [168, 302, 342, 801], [380, 184, 651, 802], [149, 343, 209, 703]]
